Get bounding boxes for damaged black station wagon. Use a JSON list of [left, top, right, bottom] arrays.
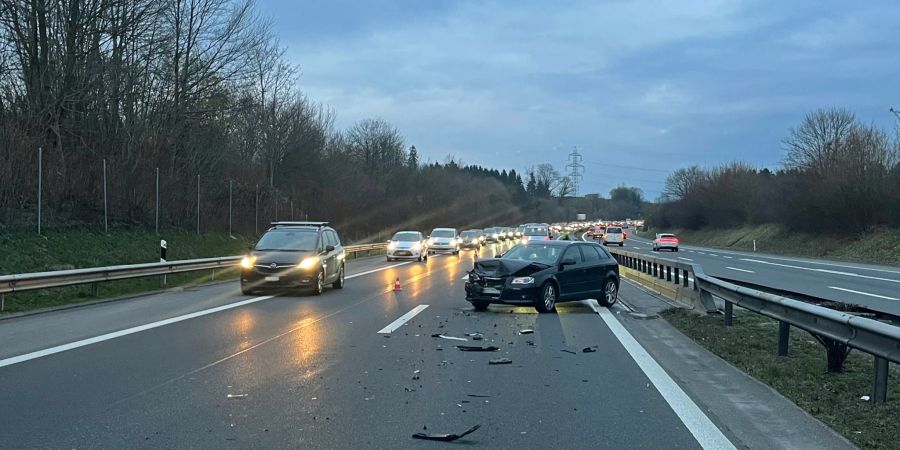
[[465, 240, 619, 313]]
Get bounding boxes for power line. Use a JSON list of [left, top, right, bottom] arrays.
[[565, 146, 585, 196], [579, 160, 671, 173]]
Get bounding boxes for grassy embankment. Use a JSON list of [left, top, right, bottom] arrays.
[[639, 224, 900, 266], [663, 309, 899, 450], [0, 231, 254, 314]]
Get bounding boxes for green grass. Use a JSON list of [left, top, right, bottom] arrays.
[[0, 230, 254, 314], [662, 309, 900, 449], [639, 225, 900, 267]]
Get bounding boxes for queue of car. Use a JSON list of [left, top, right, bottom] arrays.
[[238, 220, 624, 314]]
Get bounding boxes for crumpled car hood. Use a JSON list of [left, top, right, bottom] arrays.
[[471, 259, 550, 278]]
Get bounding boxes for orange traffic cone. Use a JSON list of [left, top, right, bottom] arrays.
[[393, 277, 403, 291]]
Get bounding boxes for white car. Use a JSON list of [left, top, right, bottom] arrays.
[[521, 225, 551, 244], [428, 228, 460, 255], [387, 231, 428, 262], [603, 227, 625, 246], [653, 233, 679, 252]]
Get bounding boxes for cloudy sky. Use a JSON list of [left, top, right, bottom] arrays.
[[259, 0, 899, 198]]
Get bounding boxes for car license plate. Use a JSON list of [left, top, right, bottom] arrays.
[[482, 288, 501, 295], [265, 276, 280, 282]]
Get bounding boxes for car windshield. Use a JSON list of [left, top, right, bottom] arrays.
[[460, 231, 478, 238], [503, 244, 562, 265], [607, 228, 622, 233], [431, 229, 455, 238], [392, 232, 420, 242], [524, 226, 548, 236], [255, 230, 318, 251], [659, 234, 676, 239]]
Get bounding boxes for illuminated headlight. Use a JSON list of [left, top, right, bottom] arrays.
[[388, 241, 397, 250], [492, 233, 499, 238], [240, 256, 256, 269], [428, 238, 435, 245], [298, 256, 320, 270], [412, 243, 422, 251], [511, 277, 535, 285]]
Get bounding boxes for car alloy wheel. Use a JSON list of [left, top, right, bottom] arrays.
[[333, 266, 345, 289], [601, 279, 618, 307], [314, 271, 324, 296], [537, 282, 557, 313]]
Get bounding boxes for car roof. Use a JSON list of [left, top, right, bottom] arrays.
[[432, 227, 456, 231], [524, 240, 577, 247], [393, 230, 421, 234]]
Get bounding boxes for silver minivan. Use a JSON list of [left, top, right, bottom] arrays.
[[603, 227, 625, 246]]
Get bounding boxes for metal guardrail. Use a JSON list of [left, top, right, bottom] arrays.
[[607, 247, 899, 404], [0, 243, 387, 303]]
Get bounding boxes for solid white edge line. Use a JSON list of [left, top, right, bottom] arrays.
[[678, 257, 694, 262], [377, 304, 430, 333], [0, 260, 414, 369], [590, 302, 736, 450], [828, 286, 899, 301], [0, 295, 274, 368], [725, 267, 755, 274]]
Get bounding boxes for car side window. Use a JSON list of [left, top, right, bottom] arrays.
[[596, 245, 613, 259], [326, 231, 339, 247], [580, 245, 602, 262], [562, 246, 584, 263]]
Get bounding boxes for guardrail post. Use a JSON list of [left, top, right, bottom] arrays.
[[724, 301, 733, 326], [874, 357, 889, 404], [1, 294, 4, 312], [683, 270, 690, 287], [90, 282, 99, 297], [208, 269, 215, 281], [674, 268, 680, 284], [666, 266, 672, 282], [777, 321, 790, 356]]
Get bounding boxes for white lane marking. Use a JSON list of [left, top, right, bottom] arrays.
[[678, 257, 694, 262], [377, 305, 430, 333], [352, 261, 411, 278], [708, 254, 718, 257], [722, 256, 733, 259], [0, 261, 413, 369], [0, 295, 273, 369], [726, 267, 755, 274], [590, 302, 736, 450], [828, 286, 899, 301], [741, 259, 900, 284], [697, 252, 707, 255], [680, 246, 900, 276]]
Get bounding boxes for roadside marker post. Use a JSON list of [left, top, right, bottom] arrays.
[[160, 240, 168, 287]]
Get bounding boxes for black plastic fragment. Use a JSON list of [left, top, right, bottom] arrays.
[[412, 424, 481, 442], [456, 345, 499, 352], [582, 346, 598, 353]]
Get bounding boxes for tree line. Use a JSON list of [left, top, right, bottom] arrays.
[[650, 108, 900, 234]]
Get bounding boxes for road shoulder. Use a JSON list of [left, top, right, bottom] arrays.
[[616, 282, 858, 450]]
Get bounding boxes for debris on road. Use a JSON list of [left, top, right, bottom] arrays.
[[582, 346, 598, 353], [467, 394, 492, 398], [413, 370, 421, 380], [412, 424, 481, 442], [489, 358, 512, 365], [226, 394, 247, 399], [560, 349, 577, 355], [432, 334, 468, 341], [466, 332, 484, 341], [518, 329, 534, 335], [456, 345, 500, 352]]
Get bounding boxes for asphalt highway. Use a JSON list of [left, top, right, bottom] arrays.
[[606, 233, 900, 316], [0, 239, 855, 449]]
